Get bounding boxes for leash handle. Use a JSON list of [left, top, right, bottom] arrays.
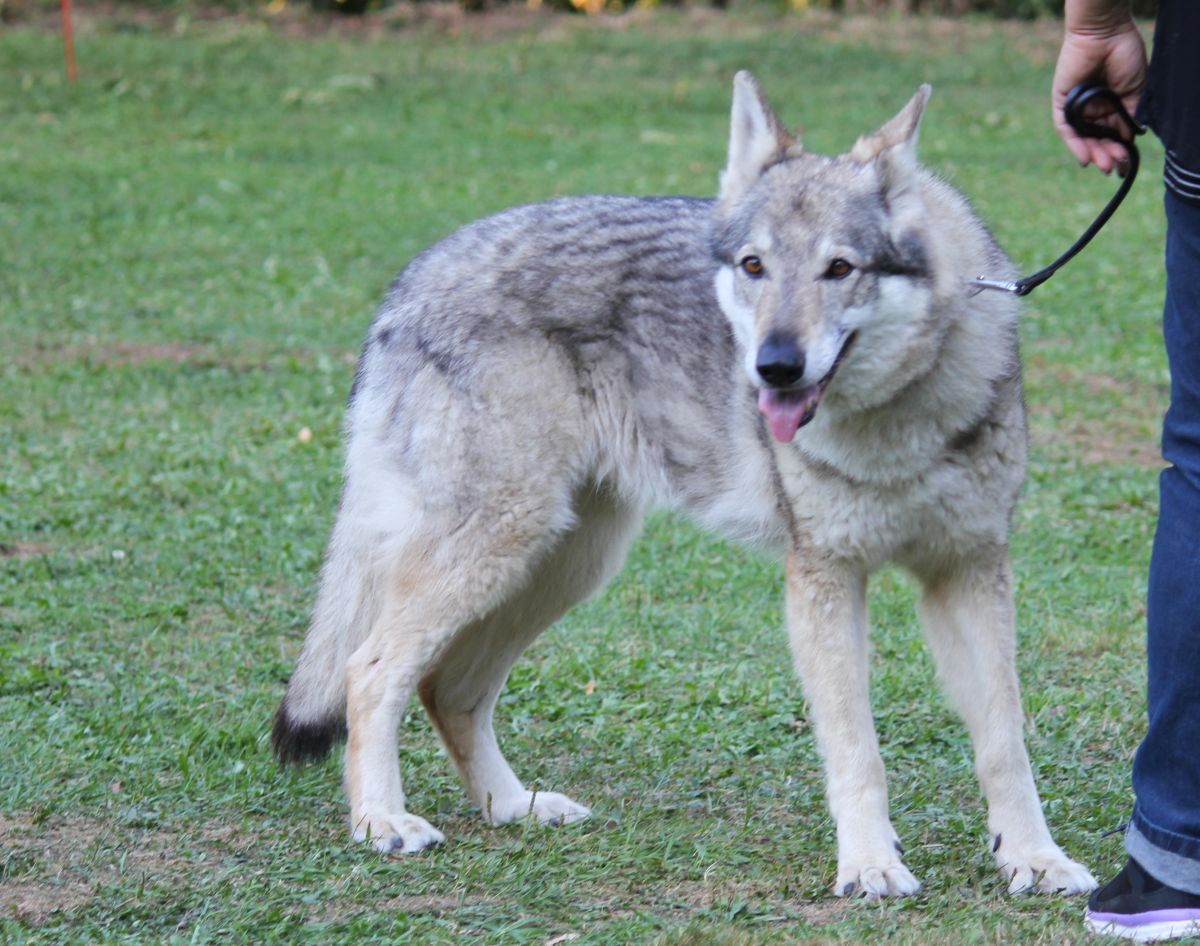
[[1062, 82, 1145, 146], [974, 83, 1145, 297]]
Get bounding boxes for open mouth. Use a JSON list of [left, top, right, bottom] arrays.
[[757, 332, 857, 444]]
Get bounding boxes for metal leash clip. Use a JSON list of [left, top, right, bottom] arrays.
[[972, 83, 1146, 297]]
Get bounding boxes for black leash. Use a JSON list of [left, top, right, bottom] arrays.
[[972, 83, 1145, 297]]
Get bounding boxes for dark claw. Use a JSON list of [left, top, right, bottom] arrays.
[[894, 840, 904, 856], [841, 881, 858, 897], [993, 833, 1002, 853]]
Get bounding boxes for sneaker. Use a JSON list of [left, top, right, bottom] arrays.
[[1085, 857, 1200, 942]]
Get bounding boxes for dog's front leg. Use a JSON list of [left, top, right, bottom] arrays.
[[785, 551, 920, 898], [917, 553, 1096, 895]]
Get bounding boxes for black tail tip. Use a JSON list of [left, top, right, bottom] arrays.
[[271, 703, 346, 766]]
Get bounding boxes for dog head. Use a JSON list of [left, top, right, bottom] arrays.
[[713, 72, 938, 443]]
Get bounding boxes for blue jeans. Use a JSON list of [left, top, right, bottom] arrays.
[[1126, 191, 1200, 894]]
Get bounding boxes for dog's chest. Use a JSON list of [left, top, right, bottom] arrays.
[[776, 445, 1015, 569]]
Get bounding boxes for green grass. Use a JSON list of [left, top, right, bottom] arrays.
[[0, 9, 1181, 944]]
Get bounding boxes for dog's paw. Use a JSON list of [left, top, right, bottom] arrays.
[[351, 811, 445, 854], [485, 790, 590, 827], [835, 860, 921, 899], [997, 844, 1097, 895]]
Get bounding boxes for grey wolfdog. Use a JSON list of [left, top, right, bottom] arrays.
[[272, 72, 1097, 899]]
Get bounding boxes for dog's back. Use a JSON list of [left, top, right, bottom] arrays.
[[358, 193, 786, 530]]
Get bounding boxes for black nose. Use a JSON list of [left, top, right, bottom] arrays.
[[756, 334, 805, 388]]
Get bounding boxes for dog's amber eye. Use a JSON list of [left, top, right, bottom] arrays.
[[740, 256, 764, 277], [824, 258, 854, 279]]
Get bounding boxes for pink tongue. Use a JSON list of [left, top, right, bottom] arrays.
[[758, 387, 819, 443]]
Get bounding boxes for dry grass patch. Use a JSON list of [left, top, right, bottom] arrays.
[[1026, 351, 1167, 469], [0, 542, 52, 559], [0, 811, 248, 926]]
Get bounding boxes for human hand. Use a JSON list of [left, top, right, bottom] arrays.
[[1052, 14, 1146, 174]]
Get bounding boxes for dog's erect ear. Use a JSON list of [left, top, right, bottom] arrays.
[[850, 84, 931, 165], [851, 85, 931, 215], [719, 71, 795, 210]]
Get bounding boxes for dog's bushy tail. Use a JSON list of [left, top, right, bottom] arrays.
[[272, 526, 379, 765]]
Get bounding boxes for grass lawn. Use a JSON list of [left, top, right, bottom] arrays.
[[0, 8, 1176, 944]]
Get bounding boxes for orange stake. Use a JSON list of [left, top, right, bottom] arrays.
[[61, 0, 78, 82]]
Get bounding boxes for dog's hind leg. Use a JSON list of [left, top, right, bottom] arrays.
[[342, 484, 590, 853], [342, 581, 452, 854], [418, 485, 643, 828], [916, 552, 1097, 895], [784, 552, 921, 898]]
